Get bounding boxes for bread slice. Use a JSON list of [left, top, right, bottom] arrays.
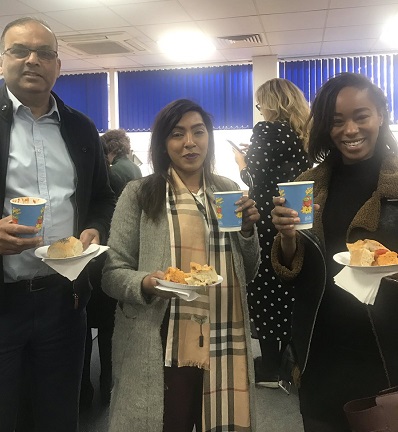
[[376, 251, 398, 266], [349, 248, 374, 266], [347, 239, 386, 253], [164, 267, 188, 284], [47, 236, 83, 258], [363, 239, 388, 252], [185, 262, 218, 286], [346, 240, 366, 252]]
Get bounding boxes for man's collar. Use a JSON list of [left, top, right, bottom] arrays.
[[6, 87, 60, 120]]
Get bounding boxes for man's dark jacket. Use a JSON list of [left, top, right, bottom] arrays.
[[0, 84, 115, 310]]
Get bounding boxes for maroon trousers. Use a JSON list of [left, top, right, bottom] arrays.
[[163, 365, 204, 432]]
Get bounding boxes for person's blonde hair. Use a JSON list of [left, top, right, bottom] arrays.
[[256, 78, 310, 149]]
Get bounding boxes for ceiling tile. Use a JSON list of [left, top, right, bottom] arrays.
[[271, 42, 322, 57], [254, 0, 329, 14], [45, 7, 131, 31], [18, 0, 102, 11], [260, 10, 327, 32], [321, 39, 375, 56], [267, 29, 323, 45], [0, 0, 37, 16], [60, 58, 106, 72], [330, 0, 398, 7], [372, 37, 398, 52], [100, 0, 162, 4], [324, 25, 381, 41], [220, 46, 271, 61], [136, 22, 201, 41], [110, 1, 192, 26], [177, 0, 256, 20], [197, 16, 263, 37], [326, 5, 398, 27], [83, 55, 142, 68]]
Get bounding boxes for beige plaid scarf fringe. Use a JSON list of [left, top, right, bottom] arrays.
[[164, 168, 251, 431]]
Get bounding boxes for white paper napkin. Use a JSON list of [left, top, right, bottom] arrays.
[[155, 285, 201, 302], [41, 245, 109, 281], [334, 266, 397, 305]]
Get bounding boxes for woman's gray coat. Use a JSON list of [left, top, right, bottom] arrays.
[[102, 176, 261, 432]]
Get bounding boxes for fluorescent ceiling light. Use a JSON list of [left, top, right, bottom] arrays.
[[157, 31, 216, 62], [381, 15, 398, 46]]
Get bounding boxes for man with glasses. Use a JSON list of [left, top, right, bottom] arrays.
[[0, 17, 114, 432]]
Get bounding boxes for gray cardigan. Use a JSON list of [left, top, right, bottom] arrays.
[[102, 176, 260, 432]]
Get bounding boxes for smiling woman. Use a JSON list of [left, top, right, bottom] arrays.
[[102, 99, 261, 432], [166, 111, 209, 190], [270, 72, 398, 431], [330, 86, 383, 164]]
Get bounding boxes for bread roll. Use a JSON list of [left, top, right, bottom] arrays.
[[47, 236, 84, 258], [350, 248, 374, 266]]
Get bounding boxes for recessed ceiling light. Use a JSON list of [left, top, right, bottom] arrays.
[[157, 31, 216, 62], [381, 15, 398, 46]]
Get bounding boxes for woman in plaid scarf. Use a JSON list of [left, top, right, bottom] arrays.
[[102, 99, 261, 432]]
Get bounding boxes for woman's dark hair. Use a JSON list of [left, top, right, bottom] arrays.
[[307, 72, 398, 164], [138, 99, 216, 220], [101, 129, 131, 157]]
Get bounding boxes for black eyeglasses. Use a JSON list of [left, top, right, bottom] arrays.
[[1, 47, 58, 61], [255, 103, 261, 111]]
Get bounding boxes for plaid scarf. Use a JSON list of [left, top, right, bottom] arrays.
[[165, 168, 251, 431]]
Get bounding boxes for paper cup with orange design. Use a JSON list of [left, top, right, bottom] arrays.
[[10, 197, 46, 237], [277, 181, 314, 230], [214, 191, 243, 232]]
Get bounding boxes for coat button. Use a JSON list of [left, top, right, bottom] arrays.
[[1, 105, 7, 111], [82, 147, 87, 153]]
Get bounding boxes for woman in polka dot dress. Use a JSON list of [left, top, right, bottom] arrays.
[[234, 78, 311, 387]]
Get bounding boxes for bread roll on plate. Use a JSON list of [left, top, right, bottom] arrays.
[[47, 236, 83, 258]]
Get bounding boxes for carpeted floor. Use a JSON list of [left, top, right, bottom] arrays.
[[79, 337, 304, 432]]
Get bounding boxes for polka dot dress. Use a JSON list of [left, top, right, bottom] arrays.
[[245, 121, 311, 341]]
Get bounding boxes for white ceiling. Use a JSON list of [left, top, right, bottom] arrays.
[[2, 0, 398, 73]]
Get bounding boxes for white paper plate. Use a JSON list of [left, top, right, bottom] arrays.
[[35, 243, 100, 261], [154, 275, 223, 291], [333, 251, 398, 273]]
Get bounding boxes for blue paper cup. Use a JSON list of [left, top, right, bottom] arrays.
[[214, 191, 243, 232], [277, 181, 314, 230], [10, 197, 46, 238]]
